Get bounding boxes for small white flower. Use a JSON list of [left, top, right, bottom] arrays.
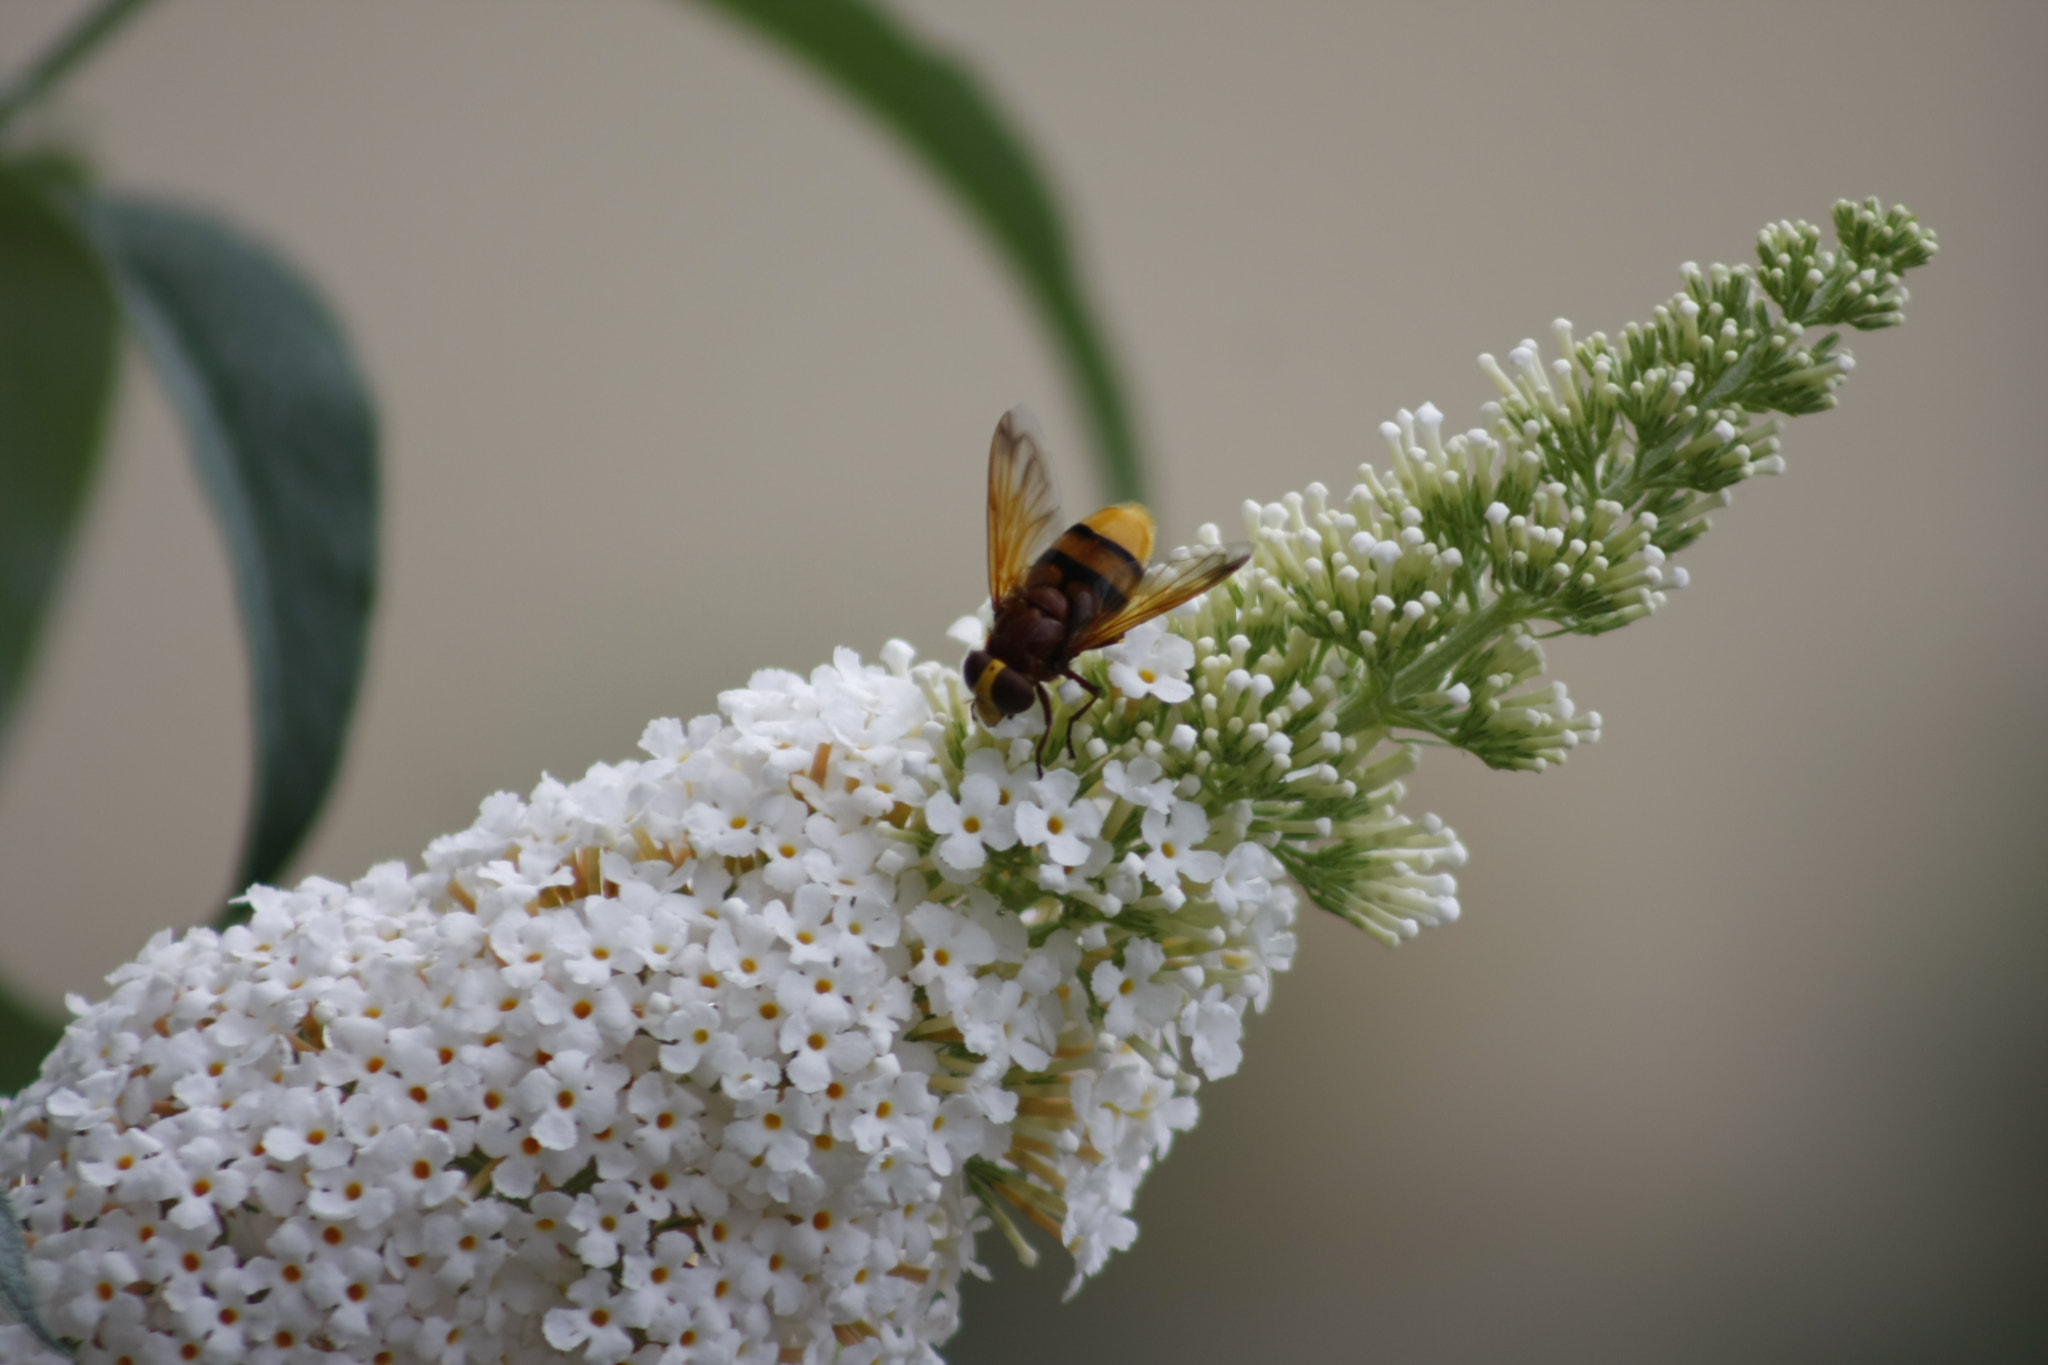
[[922, 747, 1020, 871], [1014, 768, 1106, 867], [260, 1089, 352, 1169], [1141, 800, 1225, 889], [306, 1161, 399, 1227], [946, 613, 989, 649], [1103, 619, 1197, 703], [1212, 840, 1281, 917], [515, 1049, 629, 1152], [1101, 754, 1175, 811], [907, 902, 998, 1013], [1182, 985, 1248, 1079], [1090, 940, 1183, 1040], [544, 1271, 638, 1361]]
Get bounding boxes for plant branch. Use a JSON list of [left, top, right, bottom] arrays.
[[0, 0, 159, 137], [1335, 591, 1528, 736]]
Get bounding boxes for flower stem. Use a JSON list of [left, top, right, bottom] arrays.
[[0, 0, 160, 137], [1339, 591, 1527, 734]]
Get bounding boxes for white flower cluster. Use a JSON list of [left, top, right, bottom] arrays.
[[0, 642, 1295, 1364]]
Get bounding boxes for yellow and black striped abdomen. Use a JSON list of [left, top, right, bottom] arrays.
[[1029, 503, 1155, 613]]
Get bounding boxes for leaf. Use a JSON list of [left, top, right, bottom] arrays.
[[0, 977, 62, 1099], [684, 0, 1146, 503], [0, 163, 119, 758], [0, 164, 114, 1097], [0, 1183, 73, 1357], [82, 196, 379, 908]]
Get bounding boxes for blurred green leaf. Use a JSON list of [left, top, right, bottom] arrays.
[[84, 196, 379, 911], [0, 164, 118, 758], [0, 0, 160, 140], [0, 163, 116, 1096], [686, 0, 1146, 503], [0, 147, 94, 199], [0, 983, 62, 1099]]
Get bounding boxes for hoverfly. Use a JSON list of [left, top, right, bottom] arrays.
[[964, 406, 1250, 769]]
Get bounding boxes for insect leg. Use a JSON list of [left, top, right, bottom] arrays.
[[1058, 669, 1103, 761], [1033, 683, 1056, 776]]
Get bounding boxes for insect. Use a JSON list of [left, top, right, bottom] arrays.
[[964, 405, 1250, 769]]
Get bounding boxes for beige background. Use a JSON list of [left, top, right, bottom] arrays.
[[1, 0, 2042, 1358]]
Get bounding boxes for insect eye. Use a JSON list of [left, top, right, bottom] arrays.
[[992, 669, 1037, 716]]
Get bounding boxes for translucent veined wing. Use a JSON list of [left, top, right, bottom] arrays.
[[1069, 543, 1252, 653], [987, 405, 1064, 603]]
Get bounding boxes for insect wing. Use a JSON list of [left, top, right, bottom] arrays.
[[1068, 543, 1252, 652], [987, 405, 1063, 603]]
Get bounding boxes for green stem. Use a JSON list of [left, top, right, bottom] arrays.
[[0, 0, 159, 136], [0, 968, 63, 1094], [1398, 592, 1522, 693], [1334, 593, 1526, 735], [1602, 329, 1765, 505]]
